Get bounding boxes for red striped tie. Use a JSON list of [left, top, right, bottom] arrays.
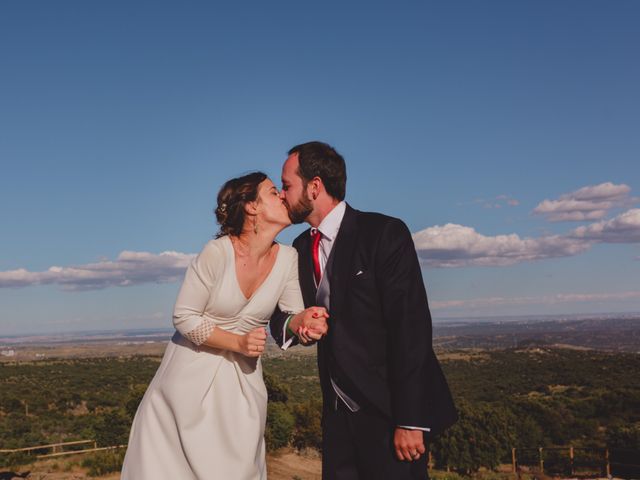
[[311, 229, 322, 286]]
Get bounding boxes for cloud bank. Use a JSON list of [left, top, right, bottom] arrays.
[[0, 251, 194, 291], [413, 206, 640, 268], [533, 182, 634, 222], [2, 182, 639, 290], [431, 290, 640, 310], [412, 224, 589, 267], [570, 208, 640, 243]]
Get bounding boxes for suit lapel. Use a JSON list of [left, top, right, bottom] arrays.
[[329, 204, 358, 319], [297, 231, 318, 307]]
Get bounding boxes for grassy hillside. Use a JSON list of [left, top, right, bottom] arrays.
[[1, 348, 639, 474]]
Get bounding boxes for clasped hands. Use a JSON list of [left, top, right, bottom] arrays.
[[238, 307, 328, 357], [290, 306, 329, 345]]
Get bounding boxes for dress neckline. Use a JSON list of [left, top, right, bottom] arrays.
[[224, 235, 282, 302]]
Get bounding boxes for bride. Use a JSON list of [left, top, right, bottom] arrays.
[[121, 172, 328, 480]]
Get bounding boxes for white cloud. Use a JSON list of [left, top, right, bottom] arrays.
[[570, 208, 640, 243], [413, 206, 640, 268], [468, 195, 520, 209], [533, 182, 634, 222], [0, 251, 194, 291], [412, 223, 589, 267], [431, 290, 640, 310]]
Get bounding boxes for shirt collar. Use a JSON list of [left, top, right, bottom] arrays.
[[313, 201, 346, 242]]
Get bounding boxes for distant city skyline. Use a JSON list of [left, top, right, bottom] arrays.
[[1, 1, 639, 335]]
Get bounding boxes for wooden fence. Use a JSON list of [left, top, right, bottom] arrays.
[[0, 440, 126, 459], [512, 446, 640, 478]]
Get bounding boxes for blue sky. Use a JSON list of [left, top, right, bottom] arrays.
[[1, 1, 639, 335]]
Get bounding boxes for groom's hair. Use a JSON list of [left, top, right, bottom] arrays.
[[289, 141, 346, 201]]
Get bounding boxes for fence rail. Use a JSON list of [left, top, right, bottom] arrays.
[[0, 439, 128, 460], [2, 440, 638, 477], [511, 446, 639, 478], [36, 444, 126, 459], [0, 440, 96, 454]]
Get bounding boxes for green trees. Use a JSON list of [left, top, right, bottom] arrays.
[[431, 402, 516, 473], [291, 399, 322, 451], [266, 402, 295, 450], [92, 411, 131, 447], [1, 348, 640, 474], [264, 370, 321, 451]]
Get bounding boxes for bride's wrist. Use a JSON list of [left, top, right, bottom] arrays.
[[232, 332, 244, 354], [289, 313, 302, 335]]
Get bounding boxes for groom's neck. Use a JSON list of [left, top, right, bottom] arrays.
[[308, 197, 341, 228]]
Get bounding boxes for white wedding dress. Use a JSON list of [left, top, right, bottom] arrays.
[[121, 236, 304, 480]]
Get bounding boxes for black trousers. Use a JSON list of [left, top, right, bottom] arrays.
[[321, 396, 429, 480]]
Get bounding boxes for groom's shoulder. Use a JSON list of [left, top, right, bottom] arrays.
[[353, 208, 407, 233], [292, 228, 311, 249]]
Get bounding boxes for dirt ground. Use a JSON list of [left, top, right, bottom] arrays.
[[267, 449, 322, 480], [0, 449, 322, 480]]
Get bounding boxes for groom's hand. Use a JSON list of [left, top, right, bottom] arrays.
[[290, 307, 329, 343], [394, 428, 425, 462]]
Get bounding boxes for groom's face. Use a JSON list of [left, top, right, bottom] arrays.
[[280, 153, 313, 224]]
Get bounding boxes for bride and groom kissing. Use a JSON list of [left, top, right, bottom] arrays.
[[121, 141, 457, 480]]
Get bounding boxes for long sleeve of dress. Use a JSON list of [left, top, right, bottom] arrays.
[[173, 241, 222, 345], [275, 250, 304, 349]]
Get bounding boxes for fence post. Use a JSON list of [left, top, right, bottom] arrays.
[[569, 446, 574, 476], [428, 451, 433, 470], [512, 448, 517, 474], [605, 448, 611, 477], [539, 447, 544, 474]]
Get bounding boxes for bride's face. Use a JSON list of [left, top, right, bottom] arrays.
[[255, 178, 291, 228]]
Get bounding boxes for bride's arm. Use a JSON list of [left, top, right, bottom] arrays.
[[173, 241, 265, 356], [200, 326, 266, 357]]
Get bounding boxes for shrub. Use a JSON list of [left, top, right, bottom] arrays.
[[291, 399, 322, 451], [265, 402, 295, 450], [92, 411, 130, 447], [81, 449, 126, 477]]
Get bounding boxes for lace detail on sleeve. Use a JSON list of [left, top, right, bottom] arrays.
[[183, 318, 216, 346]]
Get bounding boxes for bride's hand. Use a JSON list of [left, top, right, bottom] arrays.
[[238, 327, 267, 357], [291, 307, 329, 343]]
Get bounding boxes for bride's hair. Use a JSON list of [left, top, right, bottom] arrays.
[[215, 171, 268, 238]]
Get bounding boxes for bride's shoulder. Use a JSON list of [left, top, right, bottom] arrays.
[[277, 243, 297, 255], [277, 243, 299, 263], [198, 236, 228, 260]]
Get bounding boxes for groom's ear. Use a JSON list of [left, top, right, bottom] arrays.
[[308, 176, 323, 200]]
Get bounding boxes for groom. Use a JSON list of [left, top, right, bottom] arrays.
[[271, 141, 457, 480]]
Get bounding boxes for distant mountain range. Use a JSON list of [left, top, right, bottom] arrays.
[[2, 313, 639, 353]]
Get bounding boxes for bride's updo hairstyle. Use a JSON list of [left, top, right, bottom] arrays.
[[215, 171, 268, 238]]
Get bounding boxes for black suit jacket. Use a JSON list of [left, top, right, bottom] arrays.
[[271, 204, 457, 434]]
